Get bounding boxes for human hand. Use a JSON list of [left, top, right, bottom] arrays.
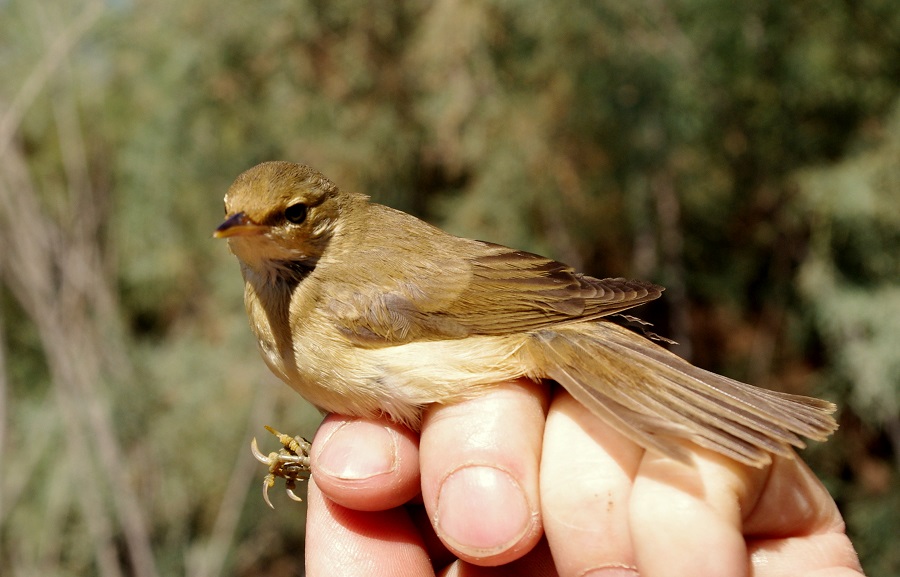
[[303, 379, 864, 576]]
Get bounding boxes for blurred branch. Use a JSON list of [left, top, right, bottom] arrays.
[[0, 141, 124, 577], [0, 292, 6, 523], [0, 2, 159, 572], [51, 371, 126, 577], [187, 387, 276, 577], [0, 0, 103, 159], [0, 393, 52, 525]]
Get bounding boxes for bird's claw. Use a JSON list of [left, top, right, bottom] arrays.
[[251, 426, 311, 509]]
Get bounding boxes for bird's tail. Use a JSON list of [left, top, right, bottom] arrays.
[[526, 321, 838, 467]]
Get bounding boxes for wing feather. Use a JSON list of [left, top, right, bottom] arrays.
[[330, 239, 663, 345], [527, 322, 838, 467], [448, 242, 664, 334]]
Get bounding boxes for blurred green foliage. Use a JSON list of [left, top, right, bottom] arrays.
[[0, 0, 897, 575]]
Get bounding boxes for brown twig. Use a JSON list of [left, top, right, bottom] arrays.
[[0, 3, 160, 567]]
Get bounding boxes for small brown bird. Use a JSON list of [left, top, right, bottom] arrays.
[[215, 161, 837, 468]]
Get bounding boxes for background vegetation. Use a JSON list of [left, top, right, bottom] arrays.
[[1, 0, 897, 575]]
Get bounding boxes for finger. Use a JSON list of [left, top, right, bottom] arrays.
[[540, 389, 643, 576], [629, 445, 765, 577], [408, 503, 459, 569], [744, 455, 865, 576], [305, 478, 434, 577], [311, 414, 421, 511], [420, 378, 550, 566], [438, 537, 559, 577], [749, 535, 865, 577]]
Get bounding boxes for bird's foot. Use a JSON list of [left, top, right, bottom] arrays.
[[251, 426, 311, 508]]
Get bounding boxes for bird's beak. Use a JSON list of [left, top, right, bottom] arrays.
[[213, 212, 268, 238]]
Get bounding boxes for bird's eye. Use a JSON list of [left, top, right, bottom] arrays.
[[284, 203, 308, 224]]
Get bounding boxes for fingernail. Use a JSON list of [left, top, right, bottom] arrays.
[[581, 566, 639, 577], [435, 465, 534, 555], [316, 420, 398, 480]]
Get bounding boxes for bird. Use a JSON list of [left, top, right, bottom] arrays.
[[215, 160, 837, 469]]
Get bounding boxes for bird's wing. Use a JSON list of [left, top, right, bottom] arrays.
[[454, 242, 663, 334], [326, 240, 663, 346]]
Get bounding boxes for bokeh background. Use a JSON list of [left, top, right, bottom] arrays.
[[1, 0, 898, 575]]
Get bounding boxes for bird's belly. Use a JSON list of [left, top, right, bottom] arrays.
[[284, 333, 529, 429]]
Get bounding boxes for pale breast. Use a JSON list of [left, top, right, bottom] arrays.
[[287, 319, 529, 428]]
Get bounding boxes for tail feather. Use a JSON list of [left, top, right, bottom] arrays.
[[527, 322, 838, 468]]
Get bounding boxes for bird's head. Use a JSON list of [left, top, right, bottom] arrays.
[[214, 161, 351, 280]]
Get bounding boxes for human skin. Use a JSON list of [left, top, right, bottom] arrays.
[[303, 379, 865, 577]]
